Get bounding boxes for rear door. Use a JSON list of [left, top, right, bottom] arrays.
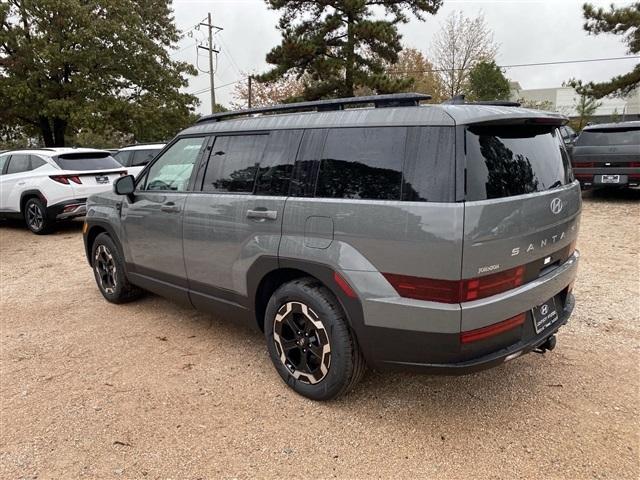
[[461, 123, 580, 299], [183, 130, 302, 311], [1, 154, 32, 212]]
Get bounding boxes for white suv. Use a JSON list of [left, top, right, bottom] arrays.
[[112, 143, 165, 177], [0, 148, 126, 234]]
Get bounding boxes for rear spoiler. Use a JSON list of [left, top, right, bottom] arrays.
[[467, 115, 569, 127]]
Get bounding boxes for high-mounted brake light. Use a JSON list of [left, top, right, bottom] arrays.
[[460, 313, 526, 344], [383, 265, 526, 304]]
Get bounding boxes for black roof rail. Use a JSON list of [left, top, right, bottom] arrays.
[[442, 94, 521, 107], [196, 93, 432, 124]]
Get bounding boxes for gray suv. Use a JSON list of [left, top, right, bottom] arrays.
[[83, 93, 581, 400], [572, 121, 640, 189]]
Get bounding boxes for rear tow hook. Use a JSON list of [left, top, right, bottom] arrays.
[[534, 334, 557, 354]]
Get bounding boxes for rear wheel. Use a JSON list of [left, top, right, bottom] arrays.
[[91, 233, 143, 303], [24, 198, 53, 234], [264, 277, 365, 401]]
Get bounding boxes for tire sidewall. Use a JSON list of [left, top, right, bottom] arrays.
[[264, 281, 354, 401], [91, 233, 128, 302]]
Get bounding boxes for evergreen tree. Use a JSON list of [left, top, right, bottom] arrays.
[[569, 2, 640, 98], [258, 0, 442, 100], [467, 60, 510, 101]]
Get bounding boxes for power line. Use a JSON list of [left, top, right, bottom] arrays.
[[188, 80, 241, 96], [388, 55, 640, 74]]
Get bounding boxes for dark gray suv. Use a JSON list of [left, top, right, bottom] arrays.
[[83, 93, 581, 400], [572, 121, 640, 189]]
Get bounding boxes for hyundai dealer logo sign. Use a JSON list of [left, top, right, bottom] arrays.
[[550, 198, 563, 215]]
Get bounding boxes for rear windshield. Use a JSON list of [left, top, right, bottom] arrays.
[[466, 125, 572, 201], [575, 127, 640, 146], [54, 152, 123, 171]]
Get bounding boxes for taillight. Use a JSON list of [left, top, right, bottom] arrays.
[[574, 162, 595, 168], [50, 175, 82, 184], [383, 265, 526, 304], [630, 162, 640, 168], [460, 313, 526, 344]]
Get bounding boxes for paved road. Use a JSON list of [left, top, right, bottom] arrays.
[[1, 189, 638, 479]]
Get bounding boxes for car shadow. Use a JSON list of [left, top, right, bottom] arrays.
[[582, 187, 640, 202], [0, 218, 84, 235]]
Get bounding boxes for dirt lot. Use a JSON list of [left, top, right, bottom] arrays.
[[1, 189, 638, 479]]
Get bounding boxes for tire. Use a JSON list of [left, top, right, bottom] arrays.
[[91, 232, 143, 304], [264, 277, 366, 401], [23, 198, 53, 234]]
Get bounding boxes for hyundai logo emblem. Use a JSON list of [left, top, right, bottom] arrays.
[[550, 198, 563, 214]]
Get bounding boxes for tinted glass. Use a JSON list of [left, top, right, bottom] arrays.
[[0, 154, 9, 173], [402, 127, 455, 202], [201, 135, 268, 193], [254, 130, 302, 196], [143, 137, 205, 192], [131, 148, 161, 166], [113, 150, 131, 167], [466, 125, 572, 201], [576, 127, 640, 146], [54, 153, 122, 171], [6, 154, 30, 174], [290, 130, 326, 197], [316, 127, 406, 200], [31, 157, 47, 169]]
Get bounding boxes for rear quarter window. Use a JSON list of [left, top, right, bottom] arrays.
[[465, 125, 572, 201], [54, 152, 122, 171]]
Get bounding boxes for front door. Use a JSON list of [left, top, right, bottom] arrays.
[[122, 136, 208, 301], [183, 130, 302, 314]]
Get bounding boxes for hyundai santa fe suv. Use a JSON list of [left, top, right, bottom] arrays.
[[83, 93, 581, 400], [0, 148, 126, 234], [571, 121, 640, 189]]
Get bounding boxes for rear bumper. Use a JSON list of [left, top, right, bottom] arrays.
[[47, 198, 87, 220], [573, 168, 640, 188], [348, 252, 579, 372]]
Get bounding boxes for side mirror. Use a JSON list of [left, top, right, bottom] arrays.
[[114, 175, 135, 195]]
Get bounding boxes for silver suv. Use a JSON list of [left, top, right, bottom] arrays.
[[83, 94, 581, 400]]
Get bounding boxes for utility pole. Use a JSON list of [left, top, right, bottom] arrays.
[[198, 13, 222, 114], [248, 75, 253, 108]]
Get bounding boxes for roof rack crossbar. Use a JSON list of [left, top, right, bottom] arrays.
[[196, 93, 432, 124]]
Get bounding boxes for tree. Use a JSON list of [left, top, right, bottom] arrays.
[[387, 47, 445, 102], [467, 60, 510, 101], [431, 11, 499, 98], [574, 93, 602, 129], [516, 98, 554, 111], [258, 0, 443, 100], [0, 0, 198, 147], [568, 2, 640, 98], [231, 73, 305, 109]]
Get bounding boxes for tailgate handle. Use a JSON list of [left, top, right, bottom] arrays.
[[160, 202, 181, 213], [247, 209, 277, 220]]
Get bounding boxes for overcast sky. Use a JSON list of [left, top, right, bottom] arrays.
[[170, 0, 639, 114]]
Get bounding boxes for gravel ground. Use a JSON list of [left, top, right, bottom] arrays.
[[1, 189, 638, 479]]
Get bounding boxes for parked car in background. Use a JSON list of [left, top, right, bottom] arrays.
[[571, 121, 640, 189], [0, 148, 126, 234], [559, 125, 578, 148], [83, 93, 580, 400], [112, 143, 164, 177]]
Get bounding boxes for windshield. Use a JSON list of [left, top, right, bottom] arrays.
[[576, 127, 640, 146], [54, 152, 123, 171], [466, 125, 573, 201]]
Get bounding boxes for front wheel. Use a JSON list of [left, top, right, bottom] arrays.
[[264, 277, 365, 401], [91, 233, 143, 304]]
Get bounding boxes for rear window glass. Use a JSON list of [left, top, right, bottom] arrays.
[[316, 127, 406, 200], [54, 152, 122, 171], [576, 128, 640, 146], [131, 149, 161, 166], [466, 125, 572, 201]]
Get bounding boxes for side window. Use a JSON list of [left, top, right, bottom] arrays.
[[201, 134, 268, 193], [31, 156, 47, 170], [131, 149, 158, 167], [0, 155, 9, 174], [402, 127, 456, 202], [6, 154, 31, 174], [316, 127, 406, 200], [113, 151, 131, 167], [254, 130, 302, 196], [141, 137, 205, 192], [290, 129, 326, 197]]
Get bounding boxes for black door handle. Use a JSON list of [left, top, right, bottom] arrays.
[[160, 202, 181, 213]]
